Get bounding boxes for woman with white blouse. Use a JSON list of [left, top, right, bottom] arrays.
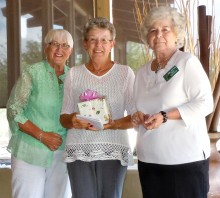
[[131, 6, 214, 198]]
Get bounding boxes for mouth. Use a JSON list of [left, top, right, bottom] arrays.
[[94, 50, 103, 53], [155, 42, 166, 46], [55, 53, 63, 57]]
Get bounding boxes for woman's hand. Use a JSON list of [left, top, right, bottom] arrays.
[[71, 113, 93, 129], [144, 112, 164, 130], [40, 132, 63, 151], [103, 115, 133, 130], [60, 113, 93, 129], [103, 119, 118, 130], [132, 111, 149, 127]]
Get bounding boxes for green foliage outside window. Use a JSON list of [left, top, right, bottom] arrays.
[[126, 41, 150, 73]]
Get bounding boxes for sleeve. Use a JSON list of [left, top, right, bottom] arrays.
[[124, 67, 136, 115], [6, 69, 32, 133], [177, 55, 214, 126], [61, 68, 75, 114]]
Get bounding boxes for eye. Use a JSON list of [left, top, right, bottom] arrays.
[[101, 38, 108, 44], [61, 43, 70, 49], [162, 27, 170, 33], [88, 38, 96, 43], [149, 28, 156, 33], [50, 41, 58, 46]]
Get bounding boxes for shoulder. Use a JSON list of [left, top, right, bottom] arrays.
[[114, 63, 134, 75], [21, 61, 45, 75], [176, 50, 199, 63], [174, 51, 206, 77], [69, 65, 84, 72], [136, 62, 149, 76]]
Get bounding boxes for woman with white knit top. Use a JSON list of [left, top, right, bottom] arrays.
[[60, 17, 135, 198]]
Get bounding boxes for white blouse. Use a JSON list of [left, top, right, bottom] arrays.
[[134, 50, 214, 165], [61, 64, 135, 166]]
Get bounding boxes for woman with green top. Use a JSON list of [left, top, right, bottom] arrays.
[[7, 29, 73, 198]]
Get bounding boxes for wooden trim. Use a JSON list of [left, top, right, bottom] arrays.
[[6, 0, 21, 96], [41, 0, 53, 60], [95, 0, 110, 19]]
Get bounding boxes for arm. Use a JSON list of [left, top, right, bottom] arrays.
[[7, 68, 62, 151], [18, 120, 62, 151], [177, 56, 213, 126], [60, 113, 94, 129], [104, 115, 133, 130], [104, 68, 135, 130], [142, 108, 181, 130]]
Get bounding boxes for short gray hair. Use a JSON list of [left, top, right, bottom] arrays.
[[44, 29, 74, 48], [83, 17, 116, 40], [140, 6, 186, 48]]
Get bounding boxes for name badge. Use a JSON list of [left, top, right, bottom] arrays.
[[163, 66, 179, 81]]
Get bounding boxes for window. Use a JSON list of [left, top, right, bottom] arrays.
[[0, 0, 7, 108], [126, 41, 148, 72], [0, 108, 10, 166]]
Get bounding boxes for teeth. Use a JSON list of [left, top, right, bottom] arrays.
[[56, 54, 63, 57]]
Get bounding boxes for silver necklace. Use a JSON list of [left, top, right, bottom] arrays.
[[156, 62, 162, 73], [155, 50, 177, 73], [155, 59, 168, 73]]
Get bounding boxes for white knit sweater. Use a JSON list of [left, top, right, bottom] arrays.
[[61, 64, 135, 166]]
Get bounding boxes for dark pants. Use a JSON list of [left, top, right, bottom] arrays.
[[138, 159, 209, 198], [67, 160, 127, 198]]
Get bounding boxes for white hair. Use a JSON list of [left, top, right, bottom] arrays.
[[140, 6, 186, 48], [44, 29, 74, 48]]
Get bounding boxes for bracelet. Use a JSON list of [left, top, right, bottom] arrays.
[[39, 131, 43, 142], [160, 111, 168, 123]]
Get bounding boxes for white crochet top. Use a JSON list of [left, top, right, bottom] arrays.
[[61, 64, 135, 166]]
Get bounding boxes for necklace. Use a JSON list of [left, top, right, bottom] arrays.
[[87, 61, 113, 75], [155, 59, 168, 73], [154, 50, 177, 73]]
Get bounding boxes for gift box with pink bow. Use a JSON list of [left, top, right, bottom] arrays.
[[77, 89, 110, 124]]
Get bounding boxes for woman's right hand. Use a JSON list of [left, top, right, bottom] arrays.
[[71, 113, 93, 130], [131, 111, 145, 127], [132, 111, 151, 129]]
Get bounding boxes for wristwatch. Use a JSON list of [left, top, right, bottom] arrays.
[[160, 111, 168, 123]]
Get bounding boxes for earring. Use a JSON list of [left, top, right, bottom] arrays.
[[66, 60, 69, 66]]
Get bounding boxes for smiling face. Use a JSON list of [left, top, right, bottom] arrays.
[[147, 18, 177, 54], [44, 39, 73, 68], [84, 28, 115, 63]]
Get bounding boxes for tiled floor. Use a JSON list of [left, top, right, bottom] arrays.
[[208, 133, 220, 198], [1, 130, 220, 197]]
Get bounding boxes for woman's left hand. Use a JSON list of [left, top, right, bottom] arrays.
[[103, 119, 118, 130], [144, 113, 164, 130]]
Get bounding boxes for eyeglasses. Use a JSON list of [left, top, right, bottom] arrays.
[[86, 38, 113, 45], [48, 41, 70, 49]]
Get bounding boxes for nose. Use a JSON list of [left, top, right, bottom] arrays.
[[95, 39, 102, 45], [56, 44, 62, 48], [156, 30, 163, 38]]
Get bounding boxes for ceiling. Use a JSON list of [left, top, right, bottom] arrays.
[[112, 0, 174, 43], [2, 0, 174, 43]]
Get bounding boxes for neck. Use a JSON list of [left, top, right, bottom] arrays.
[[154, 49, 177, 73], [87, 60, 113, 75], [48, 63, 64, 76]]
